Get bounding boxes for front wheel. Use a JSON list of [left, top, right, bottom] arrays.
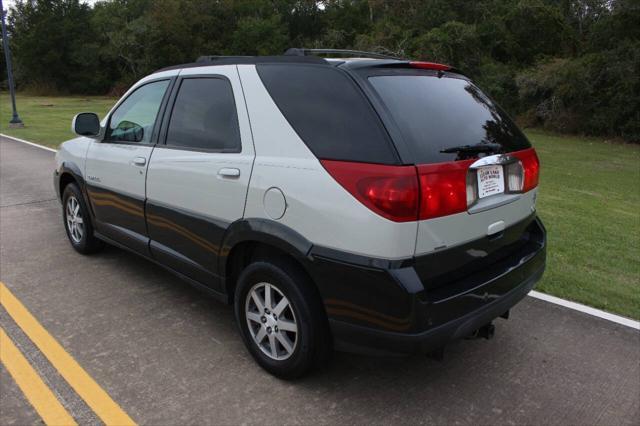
[[234, 260, 331, 379], [62, 183, 104, 254]]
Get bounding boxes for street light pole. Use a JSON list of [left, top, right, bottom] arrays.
[[0, 0, 24, 128]]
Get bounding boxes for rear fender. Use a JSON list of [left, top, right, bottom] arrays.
[[218, 218, 313, 277]]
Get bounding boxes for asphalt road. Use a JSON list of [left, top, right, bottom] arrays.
[[1, 135, 639, 425]]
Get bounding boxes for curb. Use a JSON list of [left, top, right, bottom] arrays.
[[529, 290, 639, 330], [0, 133, 57, 153]]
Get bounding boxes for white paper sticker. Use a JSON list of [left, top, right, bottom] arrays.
[[477, 165, 505, 199]]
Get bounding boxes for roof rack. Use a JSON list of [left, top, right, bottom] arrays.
[[196, 55, 252, 62], [284, 48, 405, 61], [155, 54, 328, 73]]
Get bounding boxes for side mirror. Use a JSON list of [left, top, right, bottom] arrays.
[[72, 113, 100, 137]]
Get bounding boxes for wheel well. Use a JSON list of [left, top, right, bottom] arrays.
[[225, 241, 317, 304], [59, 172, 77, 196]]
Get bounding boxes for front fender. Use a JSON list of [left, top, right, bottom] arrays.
[[55, 161, 85, 199], [55, 161, 98, 222]]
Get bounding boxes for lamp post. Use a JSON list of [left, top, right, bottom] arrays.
[[0, 0, 24, 128]]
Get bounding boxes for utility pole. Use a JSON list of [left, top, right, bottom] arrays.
[[0, 0, 24, 128]]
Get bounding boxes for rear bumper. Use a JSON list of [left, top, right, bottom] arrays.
[[330, 262, 543, 355], [308, 215, 546, 356]]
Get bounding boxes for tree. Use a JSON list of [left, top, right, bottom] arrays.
[[413, 21, 482, 73], [5, 0, 639, 140], [10, 0, 107, 93]]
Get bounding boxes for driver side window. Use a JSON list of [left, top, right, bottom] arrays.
[[107, 80, 170, 143]]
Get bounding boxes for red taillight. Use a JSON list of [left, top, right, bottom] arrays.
[[320, 160, 419, 222], [322, 149, 539, 222], [409, 61, 451, 71], [417, 160, 473, 220], [512, 148, 540, 192]]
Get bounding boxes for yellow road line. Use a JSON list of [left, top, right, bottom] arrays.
[[0, 327, 78, 426], [0, 282, 136, 426]]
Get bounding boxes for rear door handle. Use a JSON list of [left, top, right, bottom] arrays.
[[132, 156, 146, 166], [218, 168, 241, 178]]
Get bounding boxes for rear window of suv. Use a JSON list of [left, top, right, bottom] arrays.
[[257, 64, 399, 164], [368, 72, 531, 164]]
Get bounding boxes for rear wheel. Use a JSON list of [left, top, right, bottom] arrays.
[[245, 282, 299, 361], [234, 259, 331, 379], [62, 183, 104, 254]]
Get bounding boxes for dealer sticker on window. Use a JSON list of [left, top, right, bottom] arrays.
[[477, 165, 505, 199]]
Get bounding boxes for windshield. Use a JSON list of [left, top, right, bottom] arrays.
[[368, 74, 530, 164]]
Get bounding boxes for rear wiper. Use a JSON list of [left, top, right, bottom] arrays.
[[440, 143, 503, 154]]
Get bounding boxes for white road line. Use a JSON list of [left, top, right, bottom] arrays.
[[529, 290, 640, 330], [1, 133, 638, 331], [0, 133, 57, 153]]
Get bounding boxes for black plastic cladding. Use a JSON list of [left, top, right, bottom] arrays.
[[256, 63, 401, 165]]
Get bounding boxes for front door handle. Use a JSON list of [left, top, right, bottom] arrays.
[[218, 168, 240, 178], [132, 156, 146, 166]]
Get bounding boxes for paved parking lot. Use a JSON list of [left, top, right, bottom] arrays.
[[1, 135, 639, 425]]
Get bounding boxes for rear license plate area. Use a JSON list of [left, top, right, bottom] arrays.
[[477, 165, 504, 199]]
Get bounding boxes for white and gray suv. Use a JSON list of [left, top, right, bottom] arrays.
[[54, 49, 546, 378]]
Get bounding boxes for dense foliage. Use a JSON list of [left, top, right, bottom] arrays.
[[3, 0, 639, 140]]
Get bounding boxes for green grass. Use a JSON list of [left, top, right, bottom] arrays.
[[527, 129, 639, 320], [1, 94, 639, 320], [1, 94, 116, 148]]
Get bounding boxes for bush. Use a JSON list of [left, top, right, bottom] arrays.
[[474, 60, 519, 114], [413, 21, 482, 74], [516, 41, 640, 141]]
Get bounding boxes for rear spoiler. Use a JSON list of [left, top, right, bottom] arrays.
[[344, 59, 466, 76]]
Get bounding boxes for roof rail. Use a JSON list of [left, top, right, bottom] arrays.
[[196, 55, 252, 62], [284, 48, 405, 61]]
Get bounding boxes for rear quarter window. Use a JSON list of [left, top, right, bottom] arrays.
[[367, 73, 531, 164], [256, 64, 399, 164]]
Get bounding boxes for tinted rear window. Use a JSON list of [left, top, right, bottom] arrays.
[[368, 75, 530, 164], [257, 64, 398, 164]]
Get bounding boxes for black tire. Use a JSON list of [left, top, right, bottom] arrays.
[[234, 259, 332, 379], [61, 183, 104, 254]]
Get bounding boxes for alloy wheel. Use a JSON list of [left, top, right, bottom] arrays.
[[245, 282, 298, 360], [65, 196, 84, 243]]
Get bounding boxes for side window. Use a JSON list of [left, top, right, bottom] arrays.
[[165, 77, 241, 151], [107, 80, 170, 143]]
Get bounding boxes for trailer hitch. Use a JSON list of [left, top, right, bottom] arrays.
[[468, 322, 496, 340]]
